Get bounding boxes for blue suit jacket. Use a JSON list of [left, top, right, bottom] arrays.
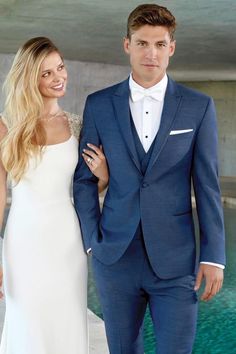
[[73, 76, 226, 279]]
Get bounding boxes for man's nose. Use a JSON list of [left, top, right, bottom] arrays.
[[145, 46, 158, 59]]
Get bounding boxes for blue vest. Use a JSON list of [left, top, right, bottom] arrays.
[[130, 114, 158, 244], [130, 114, 156, 174]]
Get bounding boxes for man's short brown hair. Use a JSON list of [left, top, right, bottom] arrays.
[[127, 4, 176, 40]]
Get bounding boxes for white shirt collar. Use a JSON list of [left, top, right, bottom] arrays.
[[129, 73, 168, 101]]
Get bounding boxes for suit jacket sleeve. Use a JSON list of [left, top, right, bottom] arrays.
[[192, 97, 226, 265], [73, 96, 101, 251]]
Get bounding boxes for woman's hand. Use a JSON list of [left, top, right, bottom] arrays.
[[82, 143, 109, 192], [0, 265, 3, 299]]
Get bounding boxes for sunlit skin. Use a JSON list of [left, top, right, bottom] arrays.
[[38, 51, 67, 103], [38, 51, 108, 188], [37, 52, 70, 145], [123, 24, 175, 88]]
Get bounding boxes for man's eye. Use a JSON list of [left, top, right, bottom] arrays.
[[157, 43, 166, 48], [138, 42, 146, 47]]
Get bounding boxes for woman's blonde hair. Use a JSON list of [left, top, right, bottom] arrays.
[[1, 37, 61, 182]]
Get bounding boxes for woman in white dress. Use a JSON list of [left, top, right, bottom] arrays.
[[0, 37, 108, 354]]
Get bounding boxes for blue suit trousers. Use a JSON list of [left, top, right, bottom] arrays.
[[92, 227, 198, 354]]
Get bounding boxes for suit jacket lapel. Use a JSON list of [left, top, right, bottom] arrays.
[[112, 79, 142, 174], [145, 77, 182, 175]]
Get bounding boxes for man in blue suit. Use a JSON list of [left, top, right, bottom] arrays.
[[73, 4, 225, 353]]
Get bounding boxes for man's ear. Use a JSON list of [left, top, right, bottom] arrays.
[[123, 37, 130, 55], [169, 40, 176, 57]]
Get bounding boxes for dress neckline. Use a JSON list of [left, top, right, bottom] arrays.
[[44, 134, 74, 148], [43, 111, 76, 147]]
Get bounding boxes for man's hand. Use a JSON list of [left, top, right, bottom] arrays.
[[194, 264, 224, 301]]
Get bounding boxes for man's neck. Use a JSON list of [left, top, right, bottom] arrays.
[[130, 73, 167, 89]]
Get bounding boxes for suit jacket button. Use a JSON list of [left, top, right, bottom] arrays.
[[142, 183, 149, 188]]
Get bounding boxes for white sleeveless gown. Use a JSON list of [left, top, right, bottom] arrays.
[[0, 117, 88, 354]]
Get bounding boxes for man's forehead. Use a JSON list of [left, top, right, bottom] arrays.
[[130, 25, 171, 38], [131, 32, 171, 43]]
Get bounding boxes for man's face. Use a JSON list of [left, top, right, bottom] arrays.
[[124, 25, 176, 88]]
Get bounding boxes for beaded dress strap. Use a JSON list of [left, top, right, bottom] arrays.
[[65, 112, 83, 140]]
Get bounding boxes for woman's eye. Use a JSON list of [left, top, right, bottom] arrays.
[[58, 65, 64, 71], [42, 72, 50, 78]]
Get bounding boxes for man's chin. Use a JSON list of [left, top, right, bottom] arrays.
[[143, 72, 162, 82]]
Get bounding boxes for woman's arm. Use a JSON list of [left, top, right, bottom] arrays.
[[0, 118, 8, 299], [0, 162, 7, 231], [0, 118, 7, 231], [82, 143, 109, 193]]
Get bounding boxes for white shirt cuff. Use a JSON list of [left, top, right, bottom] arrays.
[[200, 261, 225, 269]]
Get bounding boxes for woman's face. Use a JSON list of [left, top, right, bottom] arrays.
[[38, 51, 67, 99]]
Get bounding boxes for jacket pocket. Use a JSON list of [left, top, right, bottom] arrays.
[[173, 210, 192, 216]]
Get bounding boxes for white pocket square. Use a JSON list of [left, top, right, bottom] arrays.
[[169, 129, 193, 135]]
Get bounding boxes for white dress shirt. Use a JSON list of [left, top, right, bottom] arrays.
[[129, 73, 167, 152], [128, 73, 224, 270]]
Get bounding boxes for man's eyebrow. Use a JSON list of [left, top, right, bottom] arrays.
[[135, 38, 148, 42], [135, 39, 168, 44], [156, 40, 168, 44]]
